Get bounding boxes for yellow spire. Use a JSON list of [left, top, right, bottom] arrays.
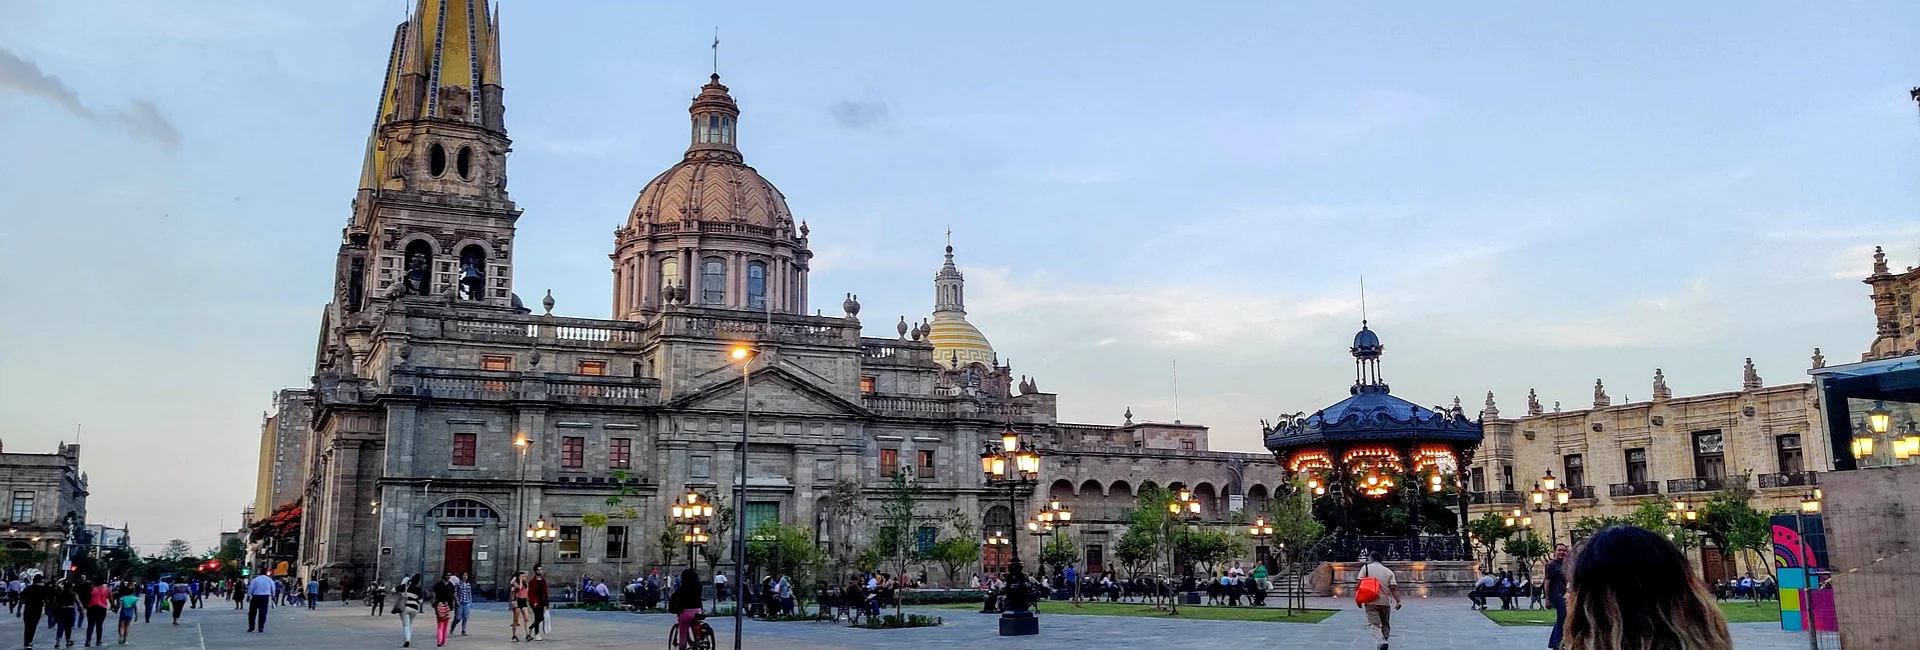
[[482, 2, 502, 88]]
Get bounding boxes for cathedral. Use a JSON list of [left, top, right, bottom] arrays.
[[271, 1, 1284, 591]]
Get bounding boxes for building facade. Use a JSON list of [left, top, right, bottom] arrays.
[[1864, 245, 1920, 362], [0, 441, 88, 569], [253, 389, 314, 522], [274, 1, 1279, 592]]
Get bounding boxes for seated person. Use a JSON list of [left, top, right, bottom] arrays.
[[1469, 572, 1495, 610]]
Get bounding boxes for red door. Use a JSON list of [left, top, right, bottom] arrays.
[[444, 539, 473, 578]]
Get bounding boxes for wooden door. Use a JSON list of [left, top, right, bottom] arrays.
[[1700, 545, 1735, 586], [444, 539, 474, 578]]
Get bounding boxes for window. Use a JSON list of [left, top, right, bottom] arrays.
[[10, 491, 32, 524], [744, 502, 780, 537], [701, 259, 726, 305], [452, 432, 477, 467], [746, 261, 767, 310], [1625, 448, 1649, 484], [561, 436, 584, 469], [1563, 454, 1585, 487], [577, 360, 607, 376], [691, 455, 712, 478], [1470, 467, 1485, 493], [482, 356, 512, 371], [558, 525, 581, 560], [429, 499, 494, 519], [916, 450, 935, 479], [428, 142, 446, 176], [606, 525, 629, 560], [880, 449, 899, 478], [659, 258, 681, 298], [457, 245, 486, 300], [1693, 430, 1726, 478], [1778, 435, 1804, 474], [915, 526, 937, 556], [1087, 544, 1105, 574], [1180, 440, 1196, 451], [859, 376, 875, 394], [609, 438, 632, 469], [456, 146, 473, 179], [1502, 465, 1514, 491]]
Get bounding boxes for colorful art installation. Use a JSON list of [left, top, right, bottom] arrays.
[[1772, 514, 1835, 633]]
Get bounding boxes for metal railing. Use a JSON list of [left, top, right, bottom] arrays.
[[1758, 471, 1819, 489], [1609, 481, 1660, 497], [1567, 485, 1597, 500], [1469, 490, 1523, 505], [1666, 475, 1748, 494]]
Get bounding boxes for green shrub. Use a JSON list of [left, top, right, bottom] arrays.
[[859, 613, 942, 629], [897, 589, 984, 605]]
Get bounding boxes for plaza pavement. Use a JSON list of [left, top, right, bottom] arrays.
[[0, 596, 1811, 649]]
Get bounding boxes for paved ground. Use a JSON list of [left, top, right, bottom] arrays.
[[0, 596, 1811, 649]]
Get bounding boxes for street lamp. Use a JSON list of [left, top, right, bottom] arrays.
[[524, 517, 558, 566], [725, 344, 760, 650], [1247, 516, 1274, 570], [1530, 471, 1573, 546], [981, 426, 1042, 636], [1167, 489, 1202, 615], [670, 488, 715, 577]]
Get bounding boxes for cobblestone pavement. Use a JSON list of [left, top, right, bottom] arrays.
[[0, 596, 1810, 649]]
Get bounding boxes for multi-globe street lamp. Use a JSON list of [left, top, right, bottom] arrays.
[[1529, 470, 1573, 546], [980, 427, 1042, 636], [524, 517, 558, 566], [670, 488, 715, 576], [1167, 489, 1202, 615]]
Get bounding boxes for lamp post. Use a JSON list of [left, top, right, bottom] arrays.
[[979, 426, 1041, 636], [1045, 499, 1077, 604], [1529, 471, 1573, 547], [1168, 488, 1201, 615], [524, 517, 557, 567], [514, 435, 530, 572], [726, 344, 757, 650], [670, 487, 715, 579]]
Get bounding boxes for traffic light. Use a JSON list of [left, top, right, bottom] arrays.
[[242, 567, 252, 577], [207, 560, 221, 570]]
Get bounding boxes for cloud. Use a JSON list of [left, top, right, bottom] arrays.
[[830, 98, 889, 131], [0, 46, 180, 152]]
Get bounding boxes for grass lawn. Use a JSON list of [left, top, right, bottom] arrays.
[[919, 601, 1338, 623], [1482, 600, 1780, 626]]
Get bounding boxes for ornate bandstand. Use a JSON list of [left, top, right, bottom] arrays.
[[1263, 322, 1483, 570]]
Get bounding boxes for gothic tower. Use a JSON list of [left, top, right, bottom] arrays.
[[611, 75, 811, 320], [321, 0, 519, 373]]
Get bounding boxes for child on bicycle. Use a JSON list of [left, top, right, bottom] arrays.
[[668, 569, 704, 648]]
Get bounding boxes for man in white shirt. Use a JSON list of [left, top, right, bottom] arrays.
[[714, 572, 728, 601], [1356, 552, 1401, 650], [246, 572, 276, 633]]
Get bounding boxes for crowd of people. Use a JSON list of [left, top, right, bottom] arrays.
[[1, 572, 234, 649]]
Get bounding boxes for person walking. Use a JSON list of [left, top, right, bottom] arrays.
[[1563, 526, 1731, 650], [1354, 552, 1402, 650], [397, 574, 425, 648], [369, 576, 388, 617], [47, 579, 76, 648], [21, 575, 50, 649], [167, 580, 189, 626], [527, 565, 550, 642], [141, 581, 155, 624], [668, 568, 703, 650], [1545, 543, 1570, 650], [246, 569, 275, 633], [306, 577, 319, 611], [115, 585, 138, 645], [452, 573, 472, 636], [317, 575, 329, 606], [431, 575, 455, 647], [508, 572, 529, 642], [85, 579, 110, 645]]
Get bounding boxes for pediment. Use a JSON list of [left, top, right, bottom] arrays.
[[667, 367, 869, 417]]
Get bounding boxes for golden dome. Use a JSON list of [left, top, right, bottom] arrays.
[[930, 313, 995, 370]]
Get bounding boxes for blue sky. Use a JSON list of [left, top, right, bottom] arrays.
[[1, 1, 1915, 549]]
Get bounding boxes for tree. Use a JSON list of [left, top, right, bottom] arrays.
[[1113, 526, 1158, 578], [1698, 487, 1774, 585], [657, 525, 680, 569], [1466, 512, 1515, 572], [872, 472, 929, 596], [161, 539, 193, 560], [699, 496, 734, 576], [1039, 531, 1079, 576], [1265, 479, 1324, 564], [926, 510, 979, 586], [746, 521, 823, 611], [587, 468, 645, 581], [1503, 532, 1549, 581], [820, 479, 867, 581], [1569, 515, 1629, 542]]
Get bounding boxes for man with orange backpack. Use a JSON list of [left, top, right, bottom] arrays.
[[1354, 551, 1402, 650]]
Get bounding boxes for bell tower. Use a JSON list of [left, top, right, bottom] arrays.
[[334, 0, 518, 321]]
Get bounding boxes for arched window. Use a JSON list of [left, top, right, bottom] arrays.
[[403, 240, 434, 295], [429, 499, 495, 519], [659, 258, 681, 299], [457, 244, 486, 300], [428, 142, 447, 176], [456, 146, 473, 179], [746, 261, 767, 310], [700, 259, 726, 305], [721, 116, 734, 144]]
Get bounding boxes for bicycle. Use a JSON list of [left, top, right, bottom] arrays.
[[668, 612, 715, 650]]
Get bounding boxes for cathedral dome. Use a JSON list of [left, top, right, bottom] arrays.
[[624, 75, 794, 234], [930, 313, 995, 369]]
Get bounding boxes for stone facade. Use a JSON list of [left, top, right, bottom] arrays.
[[0, 441, 88, 568], [253, 389, 313, 522], [1864, 246, 1920, 361], [269, 4, 1280, 594], [1467, 368, 1828, 579]]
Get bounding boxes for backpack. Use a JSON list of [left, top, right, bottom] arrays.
[[1355, 564, 1387, 606]]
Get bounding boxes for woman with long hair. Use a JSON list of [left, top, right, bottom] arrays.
[[667, 568, 703, 649], [1564, 525, 1733, 650], [397, 573, 424, 648], [508, 571, 529, 642]]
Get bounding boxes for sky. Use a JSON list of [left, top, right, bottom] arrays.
[[1, 1, 1916, 551]]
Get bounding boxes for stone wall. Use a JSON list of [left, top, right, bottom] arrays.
[[1818, 465, 1920, 650]]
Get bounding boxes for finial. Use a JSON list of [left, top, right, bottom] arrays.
[[541, 289, 554, 316], [711, 27, 720, 76], [1743, 357, 1761, 391], [1653, 368, 1671, 401], [1874, 245, 1890, 275], [946, 226, 953, 255], [896, 315, 909, 339], [1123, 406, 1133, 425], [1527, 388, 1542, 416], [1592, 379, 1610, 408], [1812, 347, 1826, 369], [1359, 275, 1368, 324], [1482, 391, 1499, 419]]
